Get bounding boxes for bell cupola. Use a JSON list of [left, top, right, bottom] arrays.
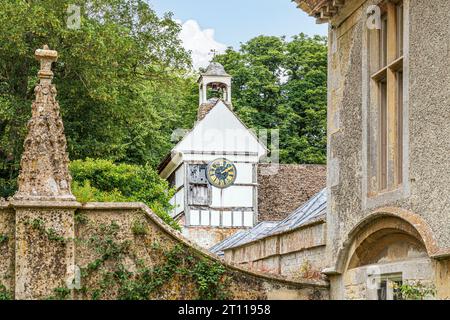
[[197, 62, 232, 120]]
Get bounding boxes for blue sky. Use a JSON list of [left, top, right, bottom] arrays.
[[149, 0, 327, 69]]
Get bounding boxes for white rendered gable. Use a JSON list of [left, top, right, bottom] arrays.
[[174, 101, 266, 159]]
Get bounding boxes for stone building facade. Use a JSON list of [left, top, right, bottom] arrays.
[[292, 0, 450, 299], [217, 0, 450, 300]]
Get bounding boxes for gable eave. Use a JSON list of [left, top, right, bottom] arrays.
[[293, 0, 348, 24]]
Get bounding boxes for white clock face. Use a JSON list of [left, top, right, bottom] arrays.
[[206, 158, 237, 189]]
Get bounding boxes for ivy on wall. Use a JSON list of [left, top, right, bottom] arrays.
[[0, 283, 12, 300], [75, 217, 231, 300], [0, 213, 233, 300], [0, 234, 8, 245], [26, 218, 67, 244]]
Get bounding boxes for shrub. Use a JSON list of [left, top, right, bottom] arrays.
[[394, 281, 436, 300], [70, 159, 179, 230]]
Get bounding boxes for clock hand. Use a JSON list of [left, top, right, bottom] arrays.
[[221, 166, 234, 174], [222, 166, 233, 173]]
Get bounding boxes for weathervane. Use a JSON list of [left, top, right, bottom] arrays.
[[209, 49, 218, 60]]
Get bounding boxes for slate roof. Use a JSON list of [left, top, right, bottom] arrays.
[[267, 188, 327, 235], [210, 188, 327, 255], [210, 221, 279, 256]]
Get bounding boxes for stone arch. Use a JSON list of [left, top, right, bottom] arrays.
[[334, 207, 438, 274], [346, 226, 428, 270]]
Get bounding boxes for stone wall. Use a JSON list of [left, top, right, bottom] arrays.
[[224, 220, 327, 281], [14, 201, 78, 299], [182, 226, 245, 250], [0, 201, 329, 300], [177, 214, 247, 249], [0, 203, 14, 296], [74, 203, 328, 300]]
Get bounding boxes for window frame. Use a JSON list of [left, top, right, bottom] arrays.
[[376, 274, 403, 301], [369, 0, 405, 195]]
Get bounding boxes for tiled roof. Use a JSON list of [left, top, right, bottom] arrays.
[[257, 164, 326, 221]]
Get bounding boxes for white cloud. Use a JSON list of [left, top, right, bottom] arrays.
[[178, 19, 227, 70]]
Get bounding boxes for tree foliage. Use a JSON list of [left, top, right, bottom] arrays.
[[0, 0, 197, 198], [70, 158, 179, 230], [0, 1, 327, 220], [214, 34, 328, 164]]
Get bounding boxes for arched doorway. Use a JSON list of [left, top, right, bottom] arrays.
[[339, 215, 434, 300]]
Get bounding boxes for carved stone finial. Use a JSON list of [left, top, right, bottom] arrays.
[[35, 45, 58, 84], [13, 46, 75, 201]]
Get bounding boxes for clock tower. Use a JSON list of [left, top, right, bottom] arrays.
[[158, 62, 267, 249]]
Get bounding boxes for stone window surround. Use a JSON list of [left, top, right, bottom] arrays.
[[361, 0, 411, 210]]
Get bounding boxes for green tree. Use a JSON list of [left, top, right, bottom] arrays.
[[214, 34, 327, 164], [70, 158, 179, 230], [0, 0, 196, 197]]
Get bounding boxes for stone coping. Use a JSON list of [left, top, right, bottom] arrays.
[[9, 200, 82, 209], [80, 201, 329, 289], [81, 202, 148, 210]]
